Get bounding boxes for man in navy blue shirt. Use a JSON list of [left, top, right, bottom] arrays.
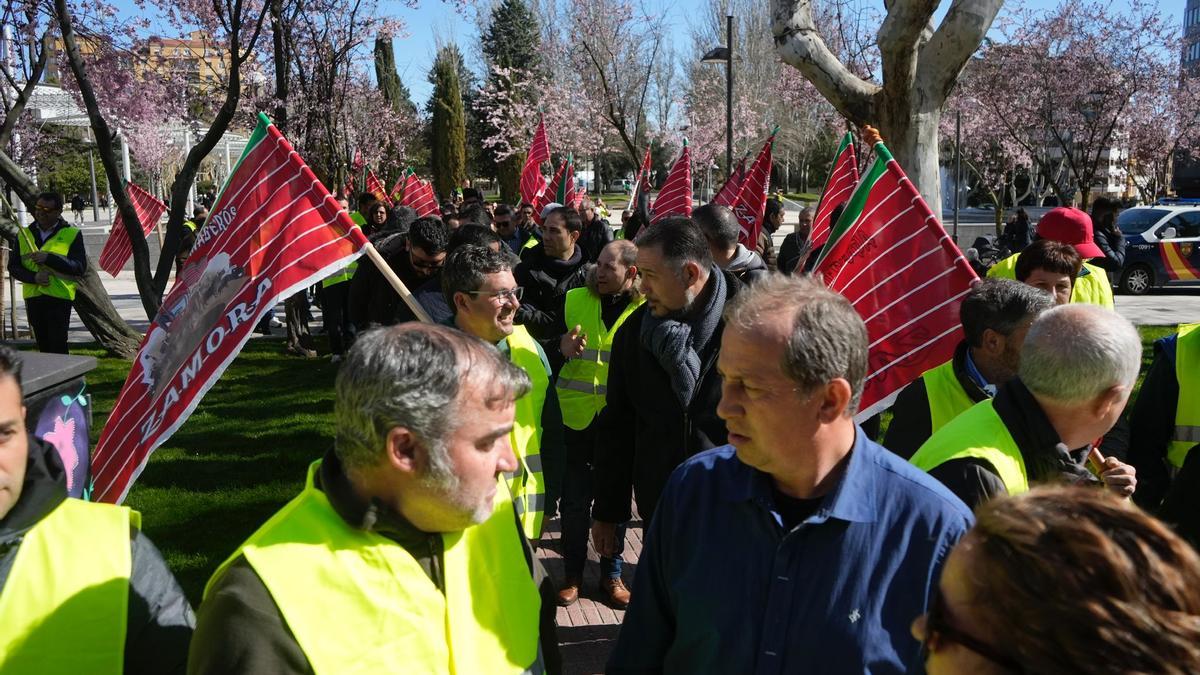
[[608, 275, 973, 675]]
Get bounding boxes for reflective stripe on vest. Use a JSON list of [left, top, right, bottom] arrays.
[[0, 499, 136, 674], [921, 358, 977, 434], [506, 325, 549, 539], [207, 461, 541, 675], [555, 288, 644, 431], [18, 226, 80, 301], [1170, 323, 1200, 467], [910, 399, 1030, 496], [987, 254, 1114, 309]]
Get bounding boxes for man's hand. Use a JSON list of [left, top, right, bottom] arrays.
[[34, 270, 50, 285], [592, 520, 618, 557], [861, 125, 883, 146], [1099, 456, 1137, 498], [25, 251, 47, 264], [560, 325, 587, 360]]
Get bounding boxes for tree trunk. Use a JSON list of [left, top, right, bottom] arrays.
[[497, 155, 521, 204], [877, 102, 944, 223]]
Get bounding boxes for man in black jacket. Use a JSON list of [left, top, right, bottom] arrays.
[[883, 279, 1053, 458], [693, 203, 768, 284], [591, 218, 740, 554], [577, 199, 614, 263], [348, 216, 448, 329], [910, 304, 1140, 509], [0, 346, 194, 673], [515, 206, 589, 350]]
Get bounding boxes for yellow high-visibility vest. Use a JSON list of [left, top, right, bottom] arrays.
[[921, 358, 977, 434], [18, 225, 80, 301], [0, 498, 137, 674], [1170, 323, 1200, 467], [556, 288, 643, 431], [206, 460, 541, 675], [505, 325, 549, 539], [988, 253, 1114, 309], [911, 399, 1030, 496]]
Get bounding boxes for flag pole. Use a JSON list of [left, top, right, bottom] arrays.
[[360, 241, 433, 323]]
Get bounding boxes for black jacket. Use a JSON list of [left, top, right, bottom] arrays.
[[1, 437, 194, 674], [1093, 224, 1127, 273], [776, 231, 813, 276], [926, 379, 1101, 510], [347, 233, 430, 329], [514, 244, 588, 343], [189, 450, 560, 675], [577, 218, 614, 263], [883, 342, 990, 459], [593, 269, 741, 525], [725, 244, 769, 285]]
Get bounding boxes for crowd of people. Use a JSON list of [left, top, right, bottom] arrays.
[[4, 179, 1200, 674]]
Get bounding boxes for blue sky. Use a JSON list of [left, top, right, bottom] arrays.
[[388, 0, 1182, 107]]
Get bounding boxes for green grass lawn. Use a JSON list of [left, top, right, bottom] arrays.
[[81, 339, 339, 603], [75, 325, 1179, 605]]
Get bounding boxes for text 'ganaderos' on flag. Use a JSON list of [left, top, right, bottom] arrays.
[[90, 112, 369, 504], [813, 139, 978, 420]]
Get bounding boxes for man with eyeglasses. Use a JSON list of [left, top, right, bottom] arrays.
[[608, 274, 973, 674], [349, 216, 449, 332], [8, 192, 87, 353], [443, 245, 564, 543], [495, 204, 524, 253]]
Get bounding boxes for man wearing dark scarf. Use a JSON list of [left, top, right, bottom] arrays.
[[591, 218, 741, 557]]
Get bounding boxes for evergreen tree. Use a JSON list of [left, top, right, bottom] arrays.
[[482, 0, 542, 203], [374, 35, 417, 118], [429, 45, 467, 199]]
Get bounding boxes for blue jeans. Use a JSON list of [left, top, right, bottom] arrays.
[[561, 423, 626, 579]]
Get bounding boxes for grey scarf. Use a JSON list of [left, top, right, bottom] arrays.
[[640, 266, 727, 407]]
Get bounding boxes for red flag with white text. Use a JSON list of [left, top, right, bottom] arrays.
[[90, 113, 369, 504], [733, 132, 774, 247], [98, 182, 167, 277], [813, 140, 978, 419]]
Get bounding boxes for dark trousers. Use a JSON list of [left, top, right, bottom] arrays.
[[561, 421, 627, 579], [322, 282, 355, 356], [26, 295, 72, 354]]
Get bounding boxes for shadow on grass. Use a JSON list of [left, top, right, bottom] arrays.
[[76, 340, 338, 604]]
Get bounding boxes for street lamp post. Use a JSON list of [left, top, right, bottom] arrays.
[[702, 14, 734, 176]]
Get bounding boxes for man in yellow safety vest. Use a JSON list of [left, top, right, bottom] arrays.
[[190, 324, 557, 674], [911, 304, 1140, 509], [7, 192, 87, 353], [883, 279, 1053, 458], [443, 245, 565, 542], [0, 345, 195, 674], [555, 240, 643, 609]]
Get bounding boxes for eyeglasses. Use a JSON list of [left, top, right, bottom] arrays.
[[409, 252, 445, 272], [466, 287, 523, 303], [922, 587, 1024, 672], [33, 205, 60, 213]]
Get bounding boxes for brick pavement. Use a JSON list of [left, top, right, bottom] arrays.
[[537, 513, 645, 675]]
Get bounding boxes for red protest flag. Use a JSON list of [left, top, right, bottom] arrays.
[[733, 131, 775, 247], [650, 141, 692, 224], [810, 132, 859, 246], [98, 182, 167, 277], [814, 137, 979, 419], [710, 156, 746, 208], [366, 169, 394, 207], [520, 114, 551, 206], [535, 158, 571, 224], [91, 113, 370, 504], [389, 170, 411, 202], [409, 178, 439, 218]]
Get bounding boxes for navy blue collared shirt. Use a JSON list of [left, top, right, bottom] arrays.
[[608, 430, 973, 675]]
